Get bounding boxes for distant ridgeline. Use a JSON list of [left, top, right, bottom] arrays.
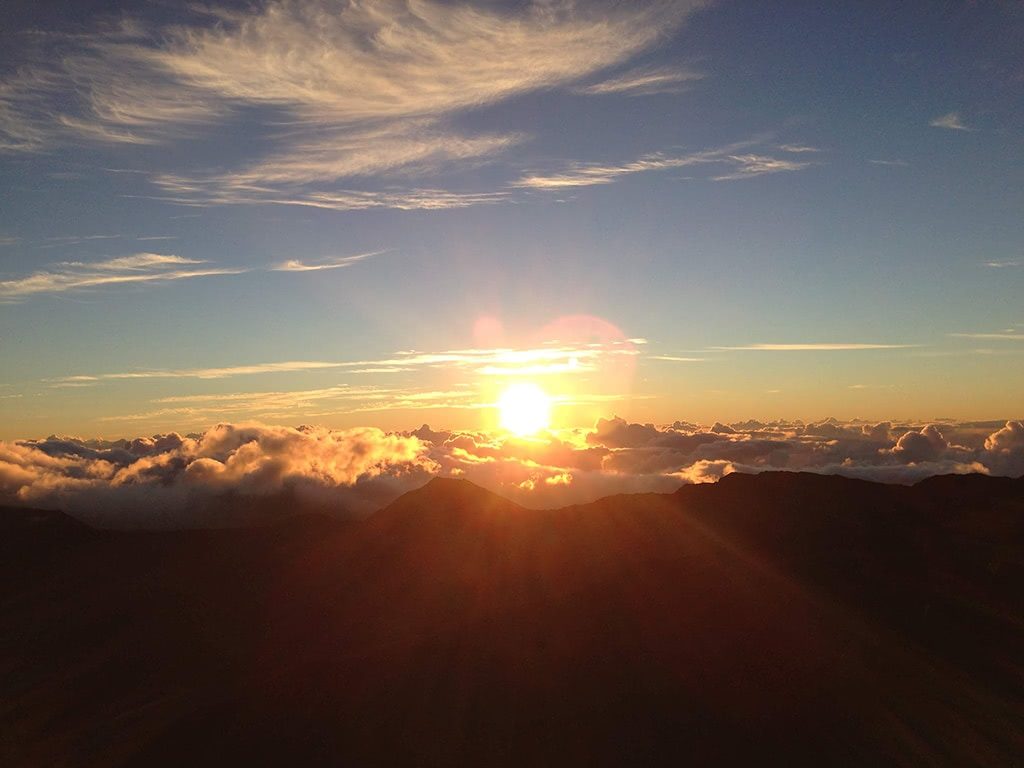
[[2, 471, 1022, 766]]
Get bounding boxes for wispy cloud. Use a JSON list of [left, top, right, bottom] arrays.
[[152, 123, 524, 208], [149, 387, 386, 405], [46, 361, 350, 384], [949, 333, 1024, 341], [0, 0, 705, 208], [868, 159, 909, 167], [34, 233, 179, 250], [513, 153, 707, 189], [985, 260, 1020, 269], [118, 384, 405, 419], [36, 234, 123, 250], [145, 181, 510, 212], [46, 341, 645, 386], [353, 343, 642, 376], [344, 390, 484, 414], [709, 154, 814, 181], [42, 234, 121, 243], [574, 66, 703, 96], [712, 343, 918, 351], [0, 253, 243, 300], [99, 385, 483, 422], [3, 249, 384, 300], [930, 112, 972, 131], [146, 0, 687, 129], [271, 251, 385, 272], [776, 144, 821, 153], [60, 253, 199, 271], [650, 355, 705, 362], [513, 141, 815, 189], [0, 69, 61, 152]]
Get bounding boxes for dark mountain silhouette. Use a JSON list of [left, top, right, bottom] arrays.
[[2, 472, 1022, 766]]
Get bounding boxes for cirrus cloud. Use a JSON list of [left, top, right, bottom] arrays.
[[1, 0, 708, 210], [574, 66, 704, 96], [930, 112, 972, 131], [511, 140, 815, 190], [0, 253, 243, 301]]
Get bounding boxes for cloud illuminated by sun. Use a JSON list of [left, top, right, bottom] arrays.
[[498, 383, 552, 436]]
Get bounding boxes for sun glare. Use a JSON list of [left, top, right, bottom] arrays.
[[498, 382, 552, 436]]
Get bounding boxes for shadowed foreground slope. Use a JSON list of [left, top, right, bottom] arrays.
[[2, 473, 1023, 766]]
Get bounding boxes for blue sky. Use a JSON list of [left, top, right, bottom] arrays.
[[1, 0, 1022, 439]]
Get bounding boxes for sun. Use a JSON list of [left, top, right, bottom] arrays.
[[498, 382, 552, 436]]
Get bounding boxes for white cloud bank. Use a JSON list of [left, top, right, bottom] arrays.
[[2, 417, 1021, 528], [0, 424, 435, 527]]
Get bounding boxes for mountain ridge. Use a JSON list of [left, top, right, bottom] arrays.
[[3, 469, 1022, 533], [1, 470, 1022, 766]]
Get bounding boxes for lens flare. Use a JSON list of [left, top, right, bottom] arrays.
[[498, 383, 552, 436]]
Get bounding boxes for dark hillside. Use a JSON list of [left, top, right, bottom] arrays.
[[1, 474, 1022, 766]]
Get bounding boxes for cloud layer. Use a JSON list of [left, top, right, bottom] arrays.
[[2, 417, 1020, 528], [0, 1, 838, 212], [0, 424, 435, 527], [1, 0, 707, 209]]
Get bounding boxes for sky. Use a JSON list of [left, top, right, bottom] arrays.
[[1, 0, 1023, 448]]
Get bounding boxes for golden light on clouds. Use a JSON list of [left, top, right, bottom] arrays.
[[497, 383, 552, 436], [466, 314, 643, 434]]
